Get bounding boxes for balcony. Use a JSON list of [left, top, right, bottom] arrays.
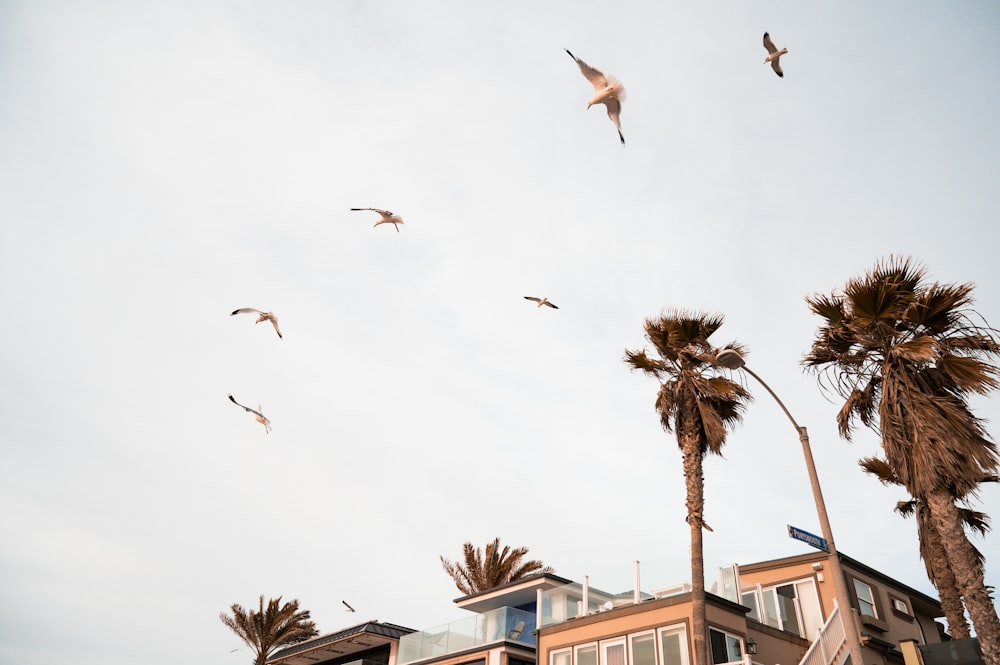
[[539, 557, 692, 628], [397, 606, 536, 665]]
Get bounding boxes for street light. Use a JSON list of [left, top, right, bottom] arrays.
[[715, 349, 866, 665]]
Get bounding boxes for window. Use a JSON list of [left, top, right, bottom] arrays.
[[602, 639, 627, 665], [551, 648, 572, 665], [891, 598, 909, 615], [631, 632, 656, 665], [853, 579, 878, 618], [742, 579, 822, 639], [741, 591, 760, 622], [658, 625, 689, 665], [708, 628, 743, 665], [774, 585, 801, 636], [576, 643, 598, 665]]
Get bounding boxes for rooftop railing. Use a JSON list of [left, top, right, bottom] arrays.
[[539, 556, 692, 628], [397, 606, 536, 665]]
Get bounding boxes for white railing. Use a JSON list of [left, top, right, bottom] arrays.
[[798, 601, 848, 665]]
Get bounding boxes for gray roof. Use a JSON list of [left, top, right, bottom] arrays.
[[268, 620, 416, 663]]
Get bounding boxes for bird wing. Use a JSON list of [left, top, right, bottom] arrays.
[[565, 49, 608, 90], [268, 317, 283, 339], [343, 600, 356, 612], [352, 207, 393, 218], [524, 296, 541, 303], [231, 308, 263, 316], [544, 301, 559, 309], [228, 394, 252, 412], [604, 98, 623, 127], [763, 32, 777, 54], [603, 99, 625, 144], [771, 60, 784, 77], [229, 394, 266, 419]]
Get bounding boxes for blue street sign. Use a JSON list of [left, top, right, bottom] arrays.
[[788, 525, 829, 552]]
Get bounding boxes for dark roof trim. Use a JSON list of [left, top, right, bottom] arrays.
[[452, 572, 575, 603], [269, 620, 417, 661]]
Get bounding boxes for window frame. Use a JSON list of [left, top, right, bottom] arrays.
[[629, 631, 657, 665], [575, 642, 598, 665], [741, 577, 822, 638], [601, 637, 627, 665], [656, 623, 690, 665], [852, 578, 879, 619], [550, 647, 572, 665], [707, 627, 744, 665]]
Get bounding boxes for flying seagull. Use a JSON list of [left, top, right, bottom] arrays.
[[351, 208, 404, 232], [524, 296, 558, 309], [565, 48, 626, 145], [762, 32, 787, 78], [343, 600, 356, 613], [231, 308, 282, 339], [228, 394, 272, 434]]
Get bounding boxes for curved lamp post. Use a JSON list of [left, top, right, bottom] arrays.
[[715, 349, 866, 665]]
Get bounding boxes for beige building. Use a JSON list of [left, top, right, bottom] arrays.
[[270, 552, 953, 665]]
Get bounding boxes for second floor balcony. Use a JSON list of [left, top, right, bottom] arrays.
[[397, 606, 536, 665]]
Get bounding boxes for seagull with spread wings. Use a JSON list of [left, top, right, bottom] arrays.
[[351, 208, 404, 232], [524, 296, 559, 310], [565, 49, 626, 145], [228, 394, 272, 434], [762, 32, 788, 78], [231, 308, 282, 339]]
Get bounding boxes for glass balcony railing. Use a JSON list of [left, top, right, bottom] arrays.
[[397, 606, 537, 665], [539, 556, 692, 628]]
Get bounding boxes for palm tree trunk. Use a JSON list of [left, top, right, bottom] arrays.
[[925, 490, 1000, 665], [917, 507, 971, 639], [682, 433, 708, 665]]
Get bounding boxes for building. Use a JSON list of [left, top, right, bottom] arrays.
[[270, 552, 951, 665], [268, 620, 417, 665]]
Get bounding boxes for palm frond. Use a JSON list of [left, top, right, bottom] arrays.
[[441, 538, 551, 594]]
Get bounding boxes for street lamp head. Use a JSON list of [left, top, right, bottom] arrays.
[[715, 348, 746, 370]]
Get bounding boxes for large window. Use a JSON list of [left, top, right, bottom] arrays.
[[552, 648, 572, 665], [708, 628, 743, 665], [576, 644, 598, 665], [658, 625, 689, 665], [602, 639, 627, 665], [853, 580, 878, 618], [742, 579, 822, 639], [630, 632, 656, 665]]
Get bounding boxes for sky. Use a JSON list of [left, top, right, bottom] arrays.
[[1, 1, 999, 664]]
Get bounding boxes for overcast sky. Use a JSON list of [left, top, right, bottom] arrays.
[[2, 2, 999, 664]]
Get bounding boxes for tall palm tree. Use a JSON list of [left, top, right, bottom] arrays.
[[860, 457, 994, 640], [220, 595, 318, 665], [804, 256, 1000, 665], [625, 311, 751, 665], [440, 537, 552, 595]]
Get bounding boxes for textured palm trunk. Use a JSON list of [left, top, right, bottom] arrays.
[[917, 507, 971, 639], [681, 429, 708, 665], [925, 490, 1000, 665]]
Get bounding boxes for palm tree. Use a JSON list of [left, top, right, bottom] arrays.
[[625, 311, 751, 665], [804, 256, 1000, 665], [220, 595, 318, 665], [440, 538, 553, 595], [860, 457, 994, 639]]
